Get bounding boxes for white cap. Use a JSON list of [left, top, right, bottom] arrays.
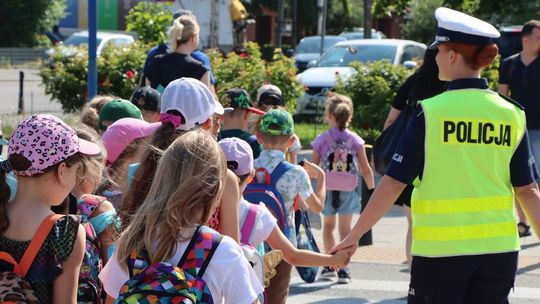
[[161, 78, 224, 130], [256, 84, 282, 102], [430, 7, 500, 49]]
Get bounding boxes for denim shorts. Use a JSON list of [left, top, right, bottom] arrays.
[[322, 186, 361, 216]]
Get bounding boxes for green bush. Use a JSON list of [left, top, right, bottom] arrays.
[[482, 55, 500, 91], [335, 60, 413, 132], [208, 42, 304, 112], [125, 2, 173, 45], [40, 42, 147, 113]]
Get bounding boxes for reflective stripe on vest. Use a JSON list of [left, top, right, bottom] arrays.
[[412, 89, 525, 257]]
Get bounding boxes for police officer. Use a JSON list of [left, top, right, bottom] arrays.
[[333, 7, 540, 303]]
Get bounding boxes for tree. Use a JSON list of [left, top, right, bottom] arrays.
[[125, 2, 173, 45], [402, 0, 443, 44], [0, 0, 66, 47], [444, 0, 540, 24], [372, 0, 410, 17]]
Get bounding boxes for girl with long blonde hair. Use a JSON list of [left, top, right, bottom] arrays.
[[100, 130, 262, 304]]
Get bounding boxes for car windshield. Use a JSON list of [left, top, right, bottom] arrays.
[[63, 35, 103, 47], [317, 45, 397, 67], [296, 37, 344, 54]]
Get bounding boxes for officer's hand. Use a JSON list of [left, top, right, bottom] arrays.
[[330, 234, 358, 257]]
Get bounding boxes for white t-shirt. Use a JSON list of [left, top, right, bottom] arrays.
[[239, 199, 277, 247], [99, 229, 263, 304]]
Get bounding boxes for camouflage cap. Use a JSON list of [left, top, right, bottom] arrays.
[[259, 109, 294, 135], [220, 88, 265, 115]]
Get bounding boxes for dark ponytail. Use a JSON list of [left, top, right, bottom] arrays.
[[0, 154, 31, 234], [118, 121, 186, 231]]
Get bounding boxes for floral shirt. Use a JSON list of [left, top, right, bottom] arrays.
[[254, 150, 314, 245]]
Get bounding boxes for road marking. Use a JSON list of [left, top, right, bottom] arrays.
[[290, 278, 540, 300]]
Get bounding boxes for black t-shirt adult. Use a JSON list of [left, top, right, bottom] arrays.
[[147, 53, 208, 90], [499, 53, 540, 129]]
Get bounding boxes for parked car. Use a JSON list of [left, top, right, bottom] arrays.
[[339, 29, 386, 40], [296, 39, 426, 116], [497, 25, 522, 59], [46, 31, 134, 57], [294, 35, 347, 73]]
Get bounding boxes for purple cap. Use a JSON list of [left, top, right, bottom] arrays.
[[102, 118, 161, 166], [218, 137, 254, 176], [9, 114, 101, 176]]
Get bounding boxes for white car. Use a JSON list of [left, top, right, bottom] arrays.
[[296, 39, 426, 116], [46, 31, 135, 57]]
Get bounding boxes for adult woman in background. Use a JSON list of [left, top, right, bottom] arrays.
[[147, 15, 211, 91], [382, 48, 447, 269]]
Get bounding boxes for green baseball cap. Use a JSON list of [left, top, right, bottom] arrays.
[[98, 99, 143, 130], [259, 109, 294, 135]]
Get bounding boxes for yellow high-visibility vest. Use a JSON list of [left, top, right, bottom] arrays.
[[411, 89, 525, 257]]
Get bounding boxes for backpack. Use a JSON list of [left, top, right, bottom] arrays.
[[114, 226, 222, 304], [239, 204, 264, 286], [77, 195, 105, 304], [243, 161, 298, 239], [0, 214, 62, 304], [321, 131, 359, 192]]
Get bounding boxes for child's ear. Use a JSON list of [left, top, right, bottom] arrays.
[[245, 169, 256, 185], [200, 117, 213, 130], [287, 134, 295, 147]]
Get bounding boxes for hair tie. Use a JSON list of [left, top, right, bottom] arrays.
[[160, 113, 183, 129], [0, 159, 13, 173]]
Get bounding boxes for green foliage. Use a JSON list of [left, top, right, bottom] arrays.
[[0, 0, 66, 47], [40, 42, 147, 113], [335, 60, 413, 132], [443, 0, 540, 24], [403, 0, 443, 44], [373, 0, 410, 17], [481, 55, 500, 91], [126, 2, 173, 45], [208, 42, 304, 112]]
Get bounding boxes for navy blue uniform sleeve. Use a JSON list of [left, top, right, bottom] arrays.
[[385, 107, 425, 184], [510, 129, 539, 186]]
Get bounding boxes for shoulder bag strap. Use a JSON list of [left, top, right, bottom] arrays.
[[240, 204, 259, 245], [270, 161, 294, 185], [19, 214, 63, 277]]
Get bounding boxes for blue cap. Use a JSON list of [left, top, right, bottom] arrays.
[[429, 7, 500, 49]]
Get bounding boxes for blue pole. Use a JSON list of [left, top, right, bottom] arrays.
[[88, 0, 97, 100]]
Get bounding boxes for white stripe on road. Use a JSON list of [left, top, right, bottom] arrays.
[[290, 278, 540, 300]]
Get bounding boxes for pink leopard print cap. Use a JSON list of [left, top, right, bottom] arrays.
[[8, 114, 101, 176]]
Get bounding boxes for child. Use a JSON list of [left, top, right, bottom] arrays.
[[80, 95, 116, 131], [219, 88, 265, 158], [98, 99, 143, 132], [98, 118, 160, 207], [0, 114, 100, 303], [255, 84, 302, 163], [99, 130, 262, 303], [72, 124, 118, 261], [219, 137, 351, 270], [129, 86, 161, 123], [121, 77, 241, 242], [254, 109, 326, 304], [311, 94, 375, 283]]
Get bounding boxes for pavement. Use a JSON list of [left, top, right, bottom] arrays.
[[288, 150, 540, 303], [0, 68, 62, 114]]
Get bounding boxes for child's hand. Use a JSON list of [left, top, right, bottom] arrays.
[[328, 248, 352, 268], [301, 159, 324, 180]]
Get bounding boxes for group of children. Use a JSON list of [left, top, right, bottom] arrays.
[[0, 74, 374, 303]]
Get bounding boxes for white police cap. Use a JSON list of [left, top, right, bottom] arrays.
[[429, 7, 500, 49]]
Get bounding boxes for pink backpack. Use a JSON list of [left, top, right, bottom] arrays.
[[321, 131, 359, 192]]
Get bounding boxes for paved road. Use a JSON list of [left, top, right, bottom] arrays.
[[288, 205, 540, 303], [0, 68, 62, 114]]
